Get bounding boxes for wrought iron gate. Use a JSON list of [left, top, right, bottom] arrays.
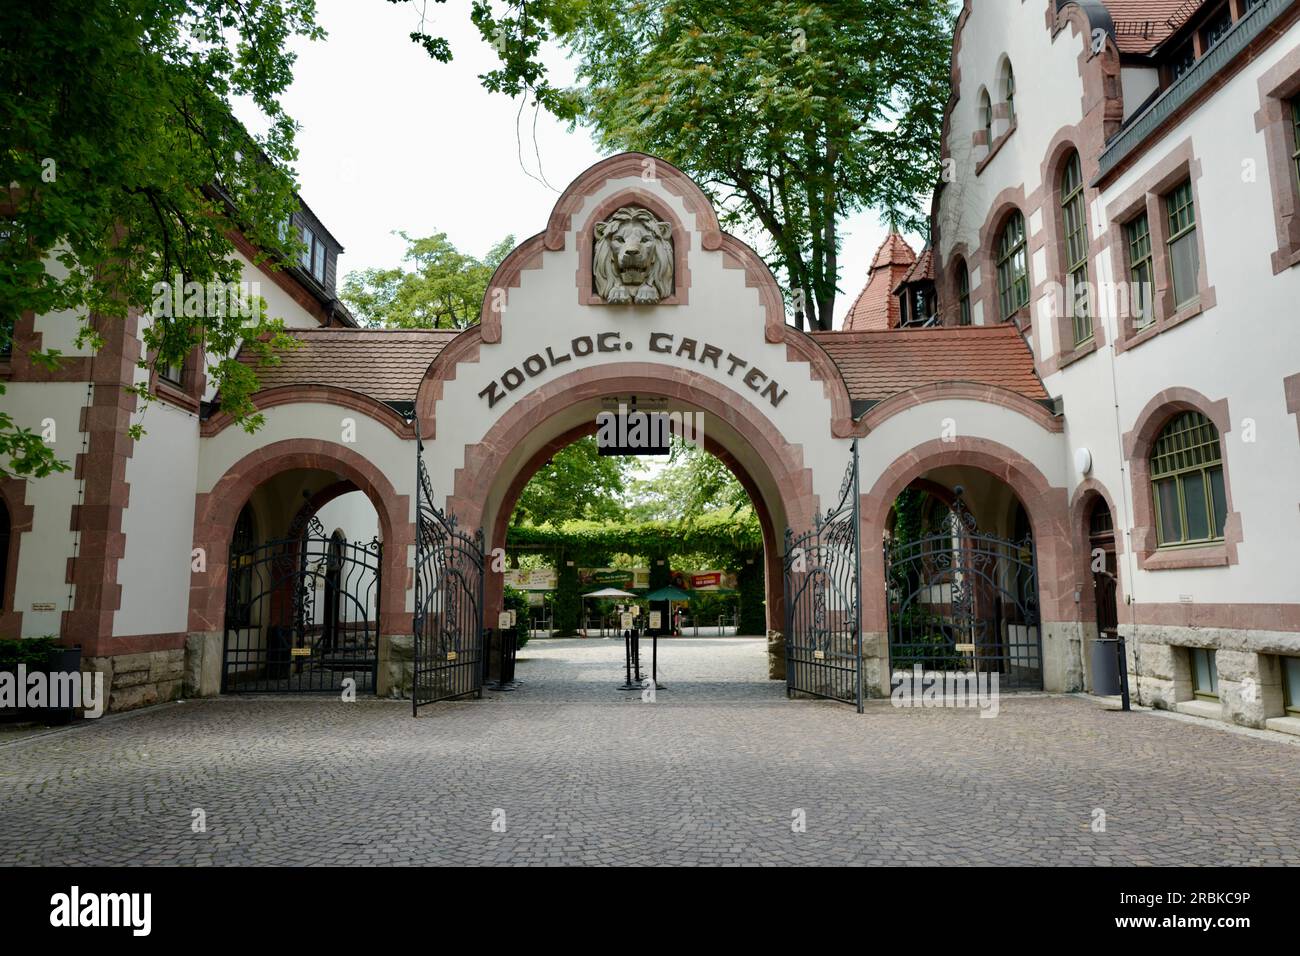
[[412, 428, 486, 712], [223, 515, 381, 693], [783, 440, 863, 711], [884, 492, 1043, 691]]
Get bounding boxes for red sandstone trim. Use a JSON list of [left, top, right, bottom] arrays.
[[61, 309, 141, 647], [483, 421, 785, 634], [445, 362, 817, 552], [1122, 387, 1242, 570], [1132, 602, 1300, 632], [861, 436, 1074, 632], [1255, 43, 1300, 274], [201, 384, 413, 440], [574, 189, 691, 306], [858, 380, 1063, 435], [79, 630, 188, 658], [1069, 478, 1126, 626], [190, 439, 413, 636]]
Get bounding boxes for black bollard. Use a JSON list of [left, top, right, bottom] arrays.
[[618, 628, 637, 689]]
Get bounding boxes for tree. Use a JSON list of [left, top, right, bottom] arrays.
[[0, 1, 322, 478], [341, 230, 514, 329], [512, 436, 632, 526], [405, 0, 954, 331], [624, 439, 749, 522]]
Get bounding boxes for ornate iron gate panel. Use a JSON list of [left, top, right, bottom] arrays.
[[783, 440, 863, 711], [412, 429, 486, 712], [223, 516, 381, 693], [884, 492, 1043, 691]]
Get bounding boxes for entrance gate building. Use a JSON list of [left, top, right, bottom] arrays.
[[134, 151, 1082, 712]]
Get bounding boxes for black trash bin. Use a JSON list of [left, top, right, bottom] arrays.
[[1091, 637, 1122, 696], [44, 644, 82, 725]]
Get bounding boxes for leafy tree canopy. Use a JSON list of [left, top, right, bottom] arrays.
[[511, 435, 633, 526], [403, 0, 954, 330], [623, 439, 748, 522], [0, 0, 323, 477], [341, 230, 514, 329]]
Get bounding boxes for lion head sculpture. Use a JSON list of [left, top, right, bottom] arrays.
[[592, 206, 674, 304]]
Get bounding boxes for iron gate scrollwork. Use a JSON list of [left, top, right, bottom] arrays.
[[783, 440, 863, 711], [223, 515, 381, 693], [884, 491, 1043, 691], [412, 425, 486, 712]]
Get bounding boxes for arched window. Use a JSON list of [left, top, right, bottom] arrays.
[[979, 89, 992, 140], [1003, 62, 1016, 122], [956, 260, 971, 325], [0, 498, 9, 612], [996, 211, 1029, 321], [1150, 411, 1226, 546], [1060, 150, 1092, 344]]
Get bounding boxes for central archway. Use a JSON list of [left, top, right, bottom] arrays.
[[440, 362, 821, 637]]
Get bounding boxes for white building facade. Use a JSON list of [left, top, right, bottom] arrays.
[[2, 1, 1297, 732]]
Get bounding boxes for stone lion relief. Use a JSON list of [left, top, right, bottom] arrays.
[[592, 206, 674, 304]]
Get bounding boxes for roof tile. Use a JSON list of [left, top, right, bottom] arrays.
[[811, 324, 1049, 404]]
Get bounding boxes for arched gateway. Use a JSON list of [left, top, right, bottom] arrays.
[[186, 153, 1080, 710]]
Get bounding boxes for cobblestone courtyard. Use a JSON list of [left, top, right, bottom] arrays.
[[2, 638, 1297, 866]]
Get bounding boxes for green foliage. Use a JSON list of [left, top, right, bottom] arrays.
[[624, 439, 748, 522], [507, 509, 762, 569], [0, 0, 322, 477], [341, 230, 514, 329], [551, 558, 582, 636], [405, 0, 954, 330], [512, 436, 632, 526], [503, 585, 531, 649], [0, 636, 59, 668]]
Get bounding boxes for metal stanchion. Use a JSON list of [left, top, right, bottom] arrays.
[[650, 631, 664, 690], [618, 629, 638, 689]]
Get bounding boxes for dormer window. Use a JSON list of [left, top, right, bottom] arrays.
[[1200, 4, 1233, 52]]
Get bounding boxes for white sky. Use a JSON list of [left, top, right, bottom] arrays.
[[235, 0, 927, 328]]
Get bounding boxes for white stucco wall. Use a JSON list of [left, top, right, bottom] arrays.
[[1049, 16, 1300, 607]]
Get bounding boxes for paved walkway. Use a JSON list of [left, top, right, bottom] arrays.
[[1, 638, 1297, 866]]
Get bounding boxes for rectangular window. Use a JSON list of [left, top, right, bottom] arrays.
[[1169, 41, 1195, 82], [1200, 5, 1234, 52], [1125, 214, 1154, 328], [160, 358, 184, 387], [299, 225, 313, 271], [1165, 181, 1200, 309], [312, 239, 326, 282], [1283, 656, 1300, 716], [1062, 156, 1092, 345], [997, 214, 1029, 321], [958, 269, 971, 326], [1190, 647, 1219, 700]]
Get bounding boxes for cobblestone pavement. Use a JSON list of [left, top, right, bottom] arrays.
[[2, 638, 1297, 866]]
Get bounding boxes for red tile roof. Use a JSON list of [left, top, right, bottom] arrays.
[[237, 328, 459, 402], [894, 246, 934, 292], [843, 232, 917, 331], [1104, 0, 1196, 54], [811, 324, 1049, 405]]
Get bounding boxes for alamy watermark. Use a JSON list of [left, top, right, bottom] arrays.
[[890, 665, 1000, 718], [0, 666, 105, 718]]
